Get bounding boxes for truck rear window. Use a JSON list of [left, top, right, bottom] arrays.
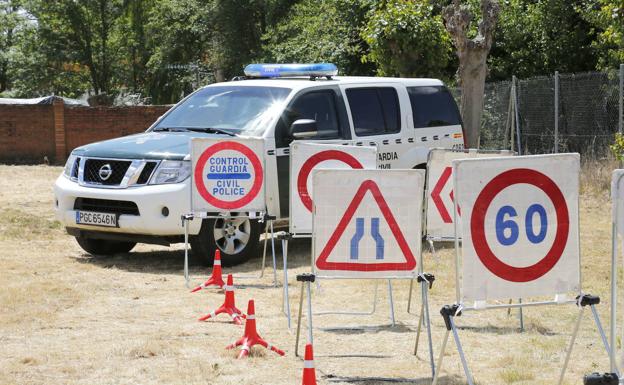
[[408, 86, 461, 128], [346, 87, 401, 136]]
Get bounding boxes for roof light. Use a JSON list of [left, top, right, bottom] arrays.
[[243, 63, 338, 78]]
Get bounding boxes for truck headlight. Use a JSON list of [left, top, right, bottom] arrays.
[[150, 160, 191, 184], [63, 154, 79, 180]]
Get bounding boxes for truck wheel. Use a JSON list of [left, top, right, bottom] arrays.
[[75, 237, 136, 255], [190, 213, 261, 267]]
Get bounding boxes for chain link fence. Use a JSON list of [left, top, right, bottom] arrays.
[[452, 66, 623, 158]]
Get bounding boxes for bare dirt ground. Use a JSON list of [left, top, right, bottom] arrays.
[[0, 163, 618, 385]]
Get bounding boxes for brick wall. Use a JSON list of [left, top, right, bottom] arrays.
[[0, 100, 170, 164], [0, 104, 55, 163], [64, 105, 170, 154]]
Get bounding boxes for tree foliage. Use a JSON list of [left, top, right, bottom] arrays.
[[362, 0, 453, 78], [262, 0, 375, 76], [0, 0, 622, 104]]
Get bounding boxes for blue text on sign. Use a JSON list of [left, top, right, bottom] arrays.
[[495, 204, 548, 246]]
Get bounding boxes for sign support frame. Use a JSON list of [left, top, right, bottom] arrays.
[[293, 169, 435, 380], [609, 171, 624, 375], [432, 155, 614, 385]]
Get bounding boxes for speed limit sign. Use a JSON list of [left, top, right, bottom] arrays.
[[453, 153, 580, 302]]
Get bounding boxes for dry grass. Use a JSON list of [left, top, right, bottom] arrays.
[[0, 164, 618, 385]]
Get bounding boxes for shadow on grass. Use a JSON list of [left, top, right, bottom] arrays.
[[71, 237, 314, 275], [320, 322, 414, 335], [322, 374, 466, 385], [457, 323, 556, 336]]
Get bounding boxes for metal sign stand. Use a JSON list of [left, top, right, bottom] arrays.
[[234, 214, 278, 285], [279, 231, 393, 330], [432, 166, 615, 385], [181, 210, 277, 288], [609, 171, 624, 377], [431, 296, 614, 385], [294, 273, 436, 378]]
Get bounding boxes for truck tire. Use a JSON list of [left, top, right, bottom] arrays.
[[75, 237, 136, 255], [190, 213, 261, 267]]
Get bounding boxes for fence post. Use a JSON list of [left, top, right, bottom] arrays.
[[52, 97, 66, 164], [554, 71, 559, 153], [618, 64, 624, 134], [513, 75, 522, 155]]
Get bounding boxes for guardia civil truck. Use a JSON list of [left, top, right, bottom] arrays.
[[54, 63, 464, 266]]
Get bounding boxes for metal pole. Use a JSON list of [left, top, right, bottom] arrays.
[[518, 298, 524, 332], [431, 329, 450, 385], [282, 238, 291, 329], [184, 217, 190, 288], [423, 282, 436, 378], [557, 306, 585, 385], [259, 221, 269, 278], [591, 304, 618, 376], [295, 281, 305, 357], [306, 281, 313, 345], [611, 222, 618, 374], [619, 63, 623, 134], [554, 71, 559, 153], [270, 221, 277, 286], [453, 177, 461, 303], [387, 279, 395, 327], [407, 279, 415, 313], [513, 75, 522, 155], [450, 317, 475, 385], [414, 301, 424, 356]]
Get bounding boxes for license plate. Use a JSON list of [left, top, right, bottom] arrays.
[[75, 211, 118, 227]]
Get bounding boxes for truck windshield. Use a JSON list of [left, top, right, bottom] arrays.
[[152, 85, 291, 136]]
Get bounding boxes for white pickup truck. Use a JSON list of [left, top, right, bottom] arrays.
[[54, 63, 465, 266]]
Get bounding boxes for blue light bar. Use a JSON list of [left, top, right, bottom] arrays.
[[244, 63, 338, 78]]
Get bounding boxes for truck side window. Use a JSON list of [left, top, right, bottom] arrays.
[[407, 86, 461, 128], [346, 87, 400, 136], [275, 90, 343, 147]]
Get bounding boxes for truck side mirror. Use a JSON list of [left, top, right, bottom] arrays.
[[290, 119, 318, 139]]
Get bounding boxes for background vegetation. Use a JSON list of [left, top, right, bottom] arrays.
[[0, 0, 622, 104]]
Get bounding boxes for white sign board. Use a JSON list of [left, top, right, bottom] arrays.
[[425, 148, 514, 240], [289, 142, 377, 234], [312, 169, 424, 278], [191, 138, 265, 212], [612, 170, 624, 237], [454, 153, 580, 302]]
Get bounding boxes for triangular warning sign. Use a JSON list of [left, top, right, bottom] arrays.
[[316, 180, 417, 272]]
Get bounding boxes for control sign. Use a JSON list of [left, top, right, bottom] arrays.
[[454, 153, 580, 302], [425, 149, 513, 240], [191, 138, 265, 212], [312, 169, 424, 278], [289, 142, 377, 234]]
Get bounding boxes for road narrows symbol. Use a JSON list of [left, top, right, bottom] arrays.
[[316, 180, 416, 272]]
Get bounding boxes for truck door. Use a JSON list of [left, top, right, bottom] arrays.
[[274, 86, 351, 218]]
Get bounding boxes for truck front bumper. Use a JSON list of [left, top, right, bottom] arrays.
[[54, 176, 202, 237]]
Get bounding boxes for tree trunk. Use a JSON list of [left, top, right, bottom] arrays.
[[443, 0, 500, 149]]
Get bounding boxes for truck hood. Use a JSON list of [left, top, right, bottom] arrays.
[[71, 131, 231, 160]]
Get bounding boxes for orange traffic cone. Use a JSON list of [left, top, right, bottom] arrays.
[[226, 300, 285, 358], [301, 344, 317, 385], [191, 250, 225, 292], [198, 274, 246, 325]]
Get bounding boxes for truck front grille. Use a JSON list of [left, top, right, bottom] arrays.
[[74, 198, 140, 216], [83, 159, 131, 186]]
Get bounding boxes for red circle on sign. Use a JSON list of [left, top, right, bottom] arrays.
[[470, 168, 569, 282], [297, 150, 364, 212], [194, 141, 263, 210]]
